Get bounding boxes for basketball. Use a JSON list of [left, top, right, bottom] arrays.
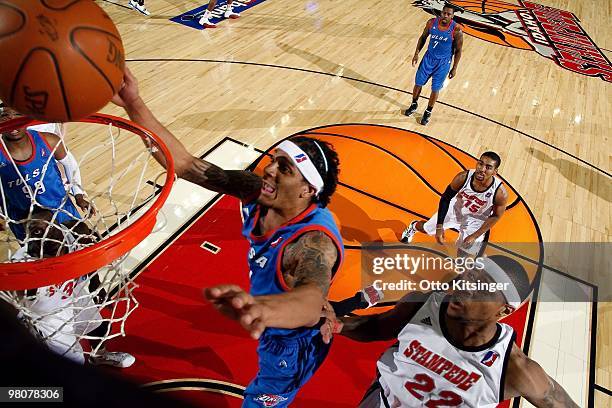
[[0, 0, 125, 122]]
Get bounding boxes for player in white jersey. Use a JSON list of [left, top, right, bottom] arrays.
[[320, 255, 579, 407], [13, 207, 135, 368], [401, 151, 507, 256]]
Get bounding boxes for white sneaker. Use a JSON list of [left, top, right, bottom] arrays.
[[224, 7, 240, 19], [128, 0, 150, 16], [199, 12, 217, 27], [361, 285, 384, 308], [89, 351, 136, 368], [400, 221, 417, 243]]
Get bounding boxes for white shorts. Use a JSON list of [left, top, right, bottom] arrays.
[[23, 278, 102, 365], [422, 209, 486, 255]]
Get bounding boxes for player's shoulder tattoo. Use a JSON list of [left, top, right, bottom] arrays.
[[281, 230, 337, 295]]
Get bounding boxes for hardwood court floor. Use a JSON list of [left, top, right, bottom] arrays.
[[87, 0, 610, 405]]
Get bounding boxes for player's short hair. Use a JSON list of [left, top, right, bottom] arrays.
[[30, 206, 53, 220], [290, 136, 340, 207], [488, 255, 531, 301], [481, 151, 501, 168], [442, 2, 456, 12]]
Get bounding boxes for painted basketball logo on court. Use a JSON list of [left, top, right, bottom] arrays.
[[413, 0, 612, 82], [252, 124, 542, 321]]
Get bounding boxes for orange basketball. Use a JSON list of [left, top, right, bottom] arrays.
[[0, 0, 125, 122]]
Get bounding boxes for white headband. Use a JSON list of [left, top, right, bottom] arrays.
[[277, 140, 325, 195], [480, 258, 522, 308]]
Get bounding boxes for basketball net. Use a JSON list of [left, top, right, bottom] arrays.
[[0, 114, 174, 362]]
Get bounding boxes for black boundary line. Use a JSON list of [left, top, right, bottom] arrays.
[[588, 286, 599, 407], [422, 136, 468, 171], [100, 0, 132, 11], [594, 384, 612, 398], [126, 58, 610, 178]]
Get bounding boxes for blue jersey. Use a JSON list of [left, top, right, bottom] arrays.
[[0, 130, 80, 240], [241, 201, 344, 339], [425, 18, 456, 60]]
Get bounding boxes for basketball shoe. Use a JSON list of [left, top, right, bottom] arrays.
[[89, 350, 136, 368], [400, 221, 417, 243], [199, 10, 217, 27], [224, 5, 240, 19], [128, 0, 150, 16], [420, 109, 432, 125], [403, 102, 418, 117]]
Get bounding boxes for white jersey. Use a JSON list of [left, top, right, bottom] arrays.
[[451, 170, 502, 223], [377, 292, 515, 407], [11, 230, 101, 364]]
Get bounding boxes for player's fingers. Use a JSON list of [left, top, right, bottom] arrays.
[[321, 322, 332, 344], [240, 304, 264, 326], [203, 284, 243, 300], [231, 291, 254, 309], [250, 319, 266, 340]]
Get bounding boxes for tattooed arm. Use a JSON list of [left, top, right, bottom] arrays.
[[504, 344, 579, 407], [112, 67, 262, 201], [204, 231, 337, 339], [319, 291, 429, 343]]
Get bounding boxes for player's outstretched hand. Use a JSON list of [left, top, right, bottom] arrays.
[[75, 194, 96, 216], [204, 285, 268, 340], [319, 301, 342, 344], [448, 67, 457, 79], [111, 66, 141, 108]]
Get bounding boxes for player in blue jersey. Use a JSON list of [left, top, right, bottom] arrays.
[[404, 3, 464, 125], [0, 105, 93, 242], [112, 67, 343, 407]]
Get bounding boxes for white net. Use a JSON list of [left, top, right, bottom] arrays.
[[0, 114, 170, 363]]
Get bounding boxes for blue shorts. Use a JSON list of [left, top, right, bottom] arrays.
[[415, 53, 452, 92], [242, 334, 331, 407]]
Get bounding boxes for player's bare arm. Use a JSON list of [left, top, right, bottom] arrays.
[[464, 185, 508, 246], [281, 230, 337, 294], [205, 231, 337, 339], [504, 344, 579, 407], [321, 291, 429, 343], [41, 132, 94, 214], [413, 19, 434, 66], [449, 27, 463, 78], [434, 170, 468, 243], [112, 67, 262, 201]]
